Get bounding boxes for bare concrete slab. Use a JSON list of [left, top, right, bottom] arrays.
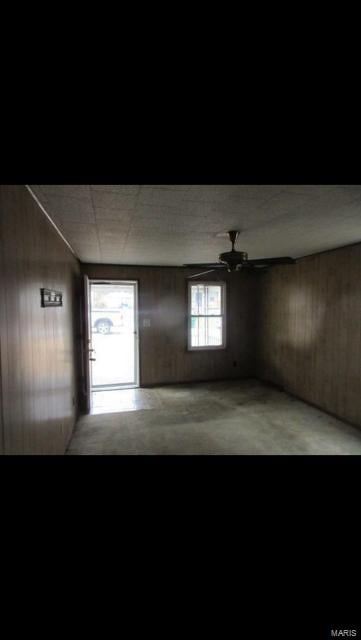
[[67, 379, 361, 455]]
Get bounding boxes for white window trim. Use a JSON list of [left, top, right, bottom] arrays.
[[187, 281, 227, 351]]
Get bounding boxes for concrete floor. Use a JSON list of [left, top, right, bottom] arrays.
[[67, 379, 361, 455]]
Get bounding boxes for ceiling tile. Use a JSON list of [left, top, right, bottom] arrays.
[[38, 185, 91, 200], [98, 224, 128, 245], [45, 194, 95, 223], [131, 213, 221, 233], [136, 201, 209, 217], [99, 251, 124, 263], [91, 185, 139, 195], [139, 188, 190, 208], [92, 190, 137, 211], [71, 243, 102, 262], [94, 207, 134, 223], [97, 220, 130, 234], [57, 222, 99, 244], [30, 185, 361, 265]]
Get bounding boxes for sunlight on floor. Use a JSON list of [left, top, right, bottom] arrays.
[[69, 380, 361, 455], [91, 388, 154, 415]]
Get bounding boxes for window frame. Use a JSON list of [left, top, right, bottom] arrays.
[[187, 280, 227, 351]]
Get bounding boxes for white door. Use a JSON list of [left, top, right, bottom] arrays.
[[89, 280, 139, 389]]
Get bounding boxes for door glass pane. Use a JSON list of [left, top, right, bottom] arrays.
[[90, 284, 136, 387]]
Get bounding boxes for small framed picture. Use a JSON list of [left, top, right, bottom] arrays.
[[40, 288, 63, 307]]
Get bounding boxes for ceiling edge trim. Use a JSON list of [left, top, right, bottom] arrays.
[[25, 185, 78, 259]]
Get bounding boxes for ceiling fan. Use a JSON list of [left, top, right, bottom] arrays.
[[183, 230, 295, 278]]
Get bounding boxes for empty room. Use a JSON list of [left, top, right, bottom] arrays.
[[0, 184, 361, 455]]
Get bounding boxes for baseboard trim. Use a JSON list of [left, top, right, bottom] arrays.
[[257, 375, 361, 432], [140, 374, 254, 388]]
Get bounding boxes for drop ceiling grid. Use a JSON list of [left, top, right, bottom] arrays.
[[105, 185, 142, 264], [29, 185, 361, 265]]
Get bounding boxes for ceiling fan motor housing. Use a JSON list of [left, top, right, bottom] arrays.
[[219, 250, 248, 270]]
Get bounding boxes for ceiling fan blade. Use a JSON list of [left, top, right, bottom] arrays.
[[187, 269, 217, 279], [245, 257, 295, 266], [183, 262, 225, 268]]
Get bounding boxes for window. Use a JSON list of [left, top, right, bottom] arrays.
[[188, 282, 226, 350]]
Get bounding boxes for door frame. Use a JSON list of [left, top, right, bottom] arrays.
[[81, 274, 92, 413], [88, 279, 140, 391]]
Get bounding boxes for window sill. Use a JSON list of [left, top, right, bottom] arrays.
[[187, 345, 227, 352]]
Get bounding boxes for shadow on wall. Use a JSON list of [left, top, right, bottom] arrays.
[[256, 256, 361, 429]]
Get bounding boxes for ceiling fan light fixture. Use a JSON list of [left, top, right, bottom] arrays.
[[219, 250, 248, 265], [184, 229, 295, 277]]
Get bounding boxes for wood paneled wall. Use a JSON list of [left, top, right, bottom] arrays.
[[4, 185, 359, 451], [0, 336, 3, 454], [257, 243, 361, 428], [0, 185, 81, 454], [82, 264, 258, 386]]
